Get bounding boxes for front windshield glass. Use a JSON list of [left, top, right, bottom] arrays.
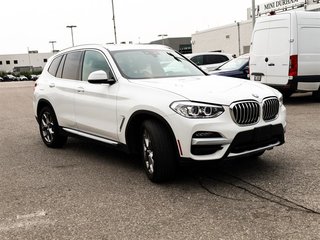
[[219, 57, 248, 71], [110, 49, 205, 79]]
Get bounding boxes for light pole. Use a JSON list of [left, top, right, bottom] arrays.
[[111, 0, 117, 44], [237, 22, 241, 56], [49, 41, 56, 52], [252, 0, 256, 28], [158, 34, 168, 45], [66, 25, 77, 46]]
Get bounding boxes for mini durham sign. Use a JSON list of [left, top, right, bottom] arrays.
[[258, 0, 305, 14]]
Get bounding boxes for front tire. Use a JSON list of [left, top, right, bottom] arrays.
[[141, 120, 177, 183], [39, 107, 67, 148]]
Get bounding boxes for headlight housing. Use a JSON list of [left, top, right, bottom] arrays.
[[170, 101, 224, 119], [279, 94, 283, 107]]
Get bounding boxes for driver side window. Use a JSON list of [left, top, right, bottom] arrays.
[[82, 50, 113, 81]]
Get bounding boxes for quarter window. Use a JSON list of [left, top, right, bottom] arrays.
[[48, 55, 63, 76], [62, 52, 82, 80], [56, 55, 66, 78]]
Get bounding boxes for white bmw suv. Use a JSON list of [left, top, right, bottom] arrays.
[[33, 44, 286, 182]]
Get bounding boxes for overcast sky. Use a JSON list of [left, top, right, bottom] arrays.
[[1, 0, 266, 54]]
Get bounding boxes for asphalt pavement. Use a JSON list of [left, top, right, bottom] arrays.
[[0, 81, 319, 240]]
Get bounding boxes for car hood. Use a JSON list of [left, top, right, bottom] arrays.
[[130, 75, 279, 105]]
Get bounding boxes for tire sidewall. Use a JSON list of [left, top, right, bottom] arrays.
[[140, 120, 177, 182]]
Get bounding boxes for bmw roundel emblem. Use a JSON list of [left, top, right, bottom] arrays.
[[252, 93, 259, 98]]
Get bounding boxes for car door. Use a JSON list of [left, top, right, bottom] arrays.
[[48, 52, 83, 128], [250, 14, 290, 85], [74, 49, 119, 141], [250, 22, 269, 83], [265, 15, 290, 85]]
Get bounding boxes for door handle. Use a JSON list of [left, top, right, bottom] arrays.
[[77, 87, 85, 93], [49, 83, 55, 88], [268, 63, 275, 66]]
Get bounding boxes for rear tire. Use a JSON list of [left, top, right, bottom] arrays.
[[39, 107, 67, 148], [141, 120, 177, 183], [312, 88, 320, 101], [281, 90, 293, 99]]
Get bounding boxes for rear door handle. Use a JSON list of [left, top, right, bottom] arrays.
[[49, 83, 55, 88], [268, 63, 275, 66]]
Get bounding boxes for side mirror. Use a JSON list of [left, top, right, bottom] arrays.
[[88, 70, 116, 84]]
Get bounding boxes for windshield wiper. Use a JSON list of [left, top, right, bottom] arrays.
[[166, 52, 182, 62]]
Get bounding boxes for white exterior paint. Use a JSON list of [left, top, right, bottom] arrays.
[[34, 44, 285, 162], [0, 52, 54, 73], [250, 11, 320, 93]]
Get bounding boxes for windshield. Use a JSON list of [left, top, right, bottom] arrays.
[[110, 49, 205, 79], [219, 57, 248, 71]]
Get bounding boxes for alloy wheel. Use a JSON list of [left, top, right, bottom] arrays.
[[143, 130, 155, 175], [41, 112, 55, 143]]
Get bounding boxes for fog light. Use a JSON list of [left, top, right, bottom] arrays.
[[192, 131, 222, 138]]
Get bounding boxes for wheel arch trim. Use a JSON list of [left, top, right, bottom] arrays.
[[124, 110, 178, 154], [36, 99, 56, 122]]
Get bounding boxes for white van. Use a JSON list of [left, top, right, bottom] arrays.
[[250, 11, 320, 98]]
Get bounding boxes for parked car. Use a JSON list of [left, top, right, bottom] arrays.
[[250, 11, 320, 98], [211, 54, 250, 79], [33, 44, 286, 183], [185, 52, 233, 73], [17, 75, 28, 81], [30, 75, 39, 81], [3, 74, 18, 81], [0, 77, 3, 82]]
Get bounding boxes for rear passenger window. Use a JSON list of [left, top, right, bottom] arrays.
[[48, 55, 63, 76], [204, 55, 228, 64], [62, 52, 83, 80], [191, 56, 204, 65]]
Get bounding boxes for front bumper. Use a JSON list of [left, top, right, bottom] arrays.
[[167, 105, 286, 161]]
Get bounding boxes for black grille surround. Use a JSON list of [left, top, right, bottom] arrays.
[[230, 98, 280, 126], [226, 124, 285, 155]]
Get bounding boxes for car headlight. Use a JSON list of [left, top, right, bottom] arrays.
[[170, 101, 224, 119], [279, 94, 283, 107]]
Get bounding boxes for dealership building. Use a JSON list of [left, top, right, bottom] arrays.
[[0, 51, 54, 73], [191, 0, 320, 56]]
